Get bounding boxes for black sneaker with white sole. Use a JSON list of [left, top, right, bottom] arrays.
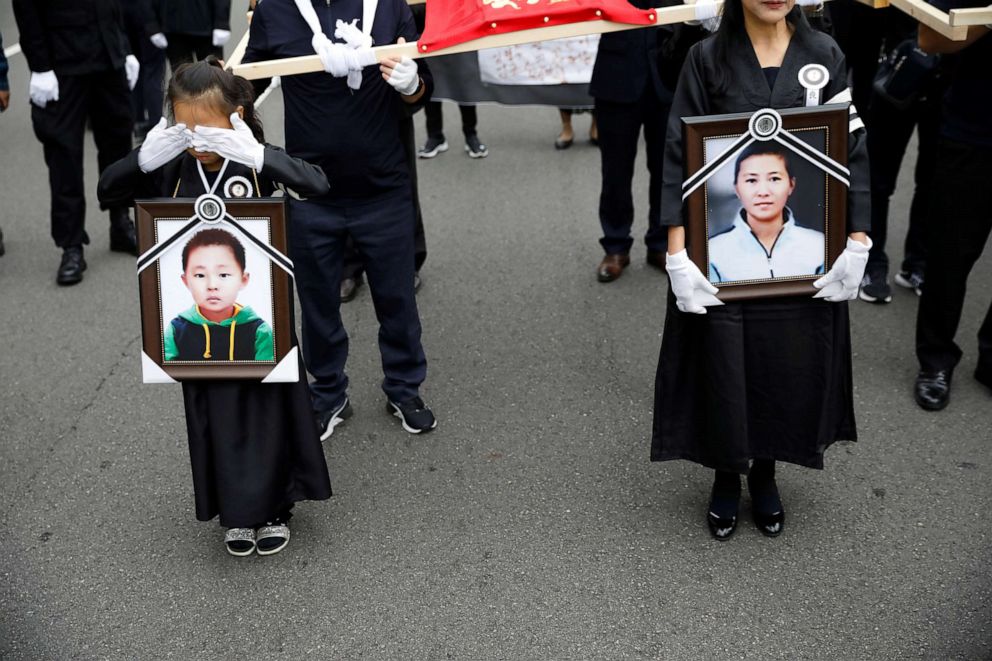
[[387, 396, 437, 433], [894, 269, 924, 296], [465, 134, 489, 158], [859, 269, 892, 304], [418, 135, 448, 159], [316, 397, 352, 441]]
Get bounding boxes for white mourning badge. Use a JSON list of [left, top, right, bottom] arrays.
[[223, 175, 254, 199]]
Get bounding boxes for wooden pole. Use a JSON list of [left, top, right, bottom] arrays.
[[224, 11, 253, 70], [888, 0, 969, 39], [948, 6, 992, 25]]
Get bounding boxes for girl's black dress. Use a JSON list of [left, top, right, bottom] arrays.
[[99, 147, 333, 527], [652, 21, 871, 473]]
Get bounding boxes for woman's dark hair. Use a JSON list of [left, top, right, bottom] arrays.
[[168, 56, 264, 142], [711, 1, 811, 94], [733, 142, 794, 180], [182, 228, 247, 272]]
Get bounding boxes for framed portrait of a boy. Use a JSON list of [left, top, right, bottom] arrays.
[[135, 196, 298, 382], [682, 105, 850, 301]]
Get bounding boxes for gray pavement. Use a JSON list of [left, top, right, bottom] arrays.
[[1, 9, 991, 660]]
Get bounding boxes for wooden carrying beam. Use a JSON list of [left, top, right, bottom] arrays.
[[948, 6, 992, 25], [232, 2, 698, 80], [888, 0, 969, 39]]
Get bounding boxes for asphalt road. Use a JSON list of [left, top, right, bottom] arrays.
[[1, 9, 990, 661]]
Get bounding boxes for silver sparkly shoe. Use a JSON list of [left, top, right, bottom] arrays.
[[255, 524, 290, 556], [224, 528, 256, 557]]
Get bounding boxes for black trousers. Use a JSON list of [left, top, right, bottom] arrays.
[[133, 44, 166, 128], [866, 89, 941, 273], [165, 34, 221, 71], [344, 116, 426, 280], [424, 101, 478, 139], [915, 138, 992, 374], [595, 90, 670, 255], [30, 69, 133, 248]]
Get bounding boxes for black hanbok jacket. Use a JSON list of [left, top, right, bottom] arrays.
[[651, 18, 870, 473]]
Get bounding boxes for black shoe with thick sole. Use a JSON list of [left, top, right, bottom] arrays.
[[748, 476, 785, 537], [895, 269, 924, 296], [859, 268, 892, 304], [316, 397, 352, 440], [418, 135, 448, 159], [914, 369, 951, 411], [707, 477, 741, 541], [109, 208, 139, 256], [387, 396, 437, 434], [57, 247, 87, 286], [340, 276, 364, 303], [465, 134, 489, 159]]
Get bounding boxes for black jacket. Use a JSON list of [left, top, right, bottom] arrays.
[[13, 0, 131, 75], [150, 0, 232, 38]]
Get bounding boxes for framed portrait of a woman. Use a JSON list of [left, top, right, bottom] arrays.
[[682, 105, 849, 301]]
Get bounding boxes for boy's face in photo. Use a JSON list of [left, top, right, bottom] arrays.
[[181, 244, 249, 322], [734, 153, 796, 224]]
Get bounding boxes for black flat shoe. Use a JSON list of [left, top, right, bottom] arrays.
[[56, 246, 87, 286], [707, 484, 740, 541], [914, 369, 951, 411], [748, 475, 784, 537]]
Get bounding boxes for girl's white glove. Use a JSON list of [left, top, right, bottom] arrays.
[[29, 70, 59, 107], [125, 54, 140, 90], [138, 118, 192, 172], [190, 113, 265, 171], [385, 56, 420, 96], [150, 32, 169, 49], [212, 29, 231, 47], [666, 249, 724, 314], [812, 236, 872, 302]]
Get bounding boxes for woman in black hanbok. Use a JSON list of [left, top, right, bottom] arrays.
[[652, 0, 871, 539]]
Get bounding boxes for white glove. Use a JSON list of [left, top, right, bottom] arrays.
[[125, 54, 140, 90], [813, 236, 872, 302], [138, 118, 192, 172], [190, 113, 265, 171], [311, 33, 373, 81], [384, 56, 419, 96], [686, 0, 722, 32], [150, 32, 169, 49], [29, 70, 59, 108], [212, 29, 231, 47], [666, 249, 724, 314], [334, 19, 372, 49]]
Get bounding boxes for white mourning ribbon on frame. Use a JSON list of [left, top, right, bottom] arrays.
[[681, 108, 851, 202]]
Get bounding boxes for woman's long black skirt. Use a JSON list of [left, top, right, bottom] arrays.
[[182, 353, 332, 528], [651, 290, 857, 473]]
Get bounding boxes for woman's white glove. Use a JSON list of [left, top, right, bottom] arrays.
[[384, 56, 420, 96], [813, 236, 872, 302], [138, 118, 192, 172], [125, 54, 141, 90], [150, 32, 169, 49], [666, 249, 724, 314], [212, 29, 231, 47], [29, 70, 59, 108], [190, 113, 265, 171]]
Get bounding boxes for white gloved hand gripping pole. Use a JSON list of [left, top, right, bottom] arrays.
[[294, 0, 377, 89]]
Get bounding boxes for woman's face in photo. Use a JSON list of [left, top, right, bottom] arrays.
[[734, 153, 795, 224], [741, 0, 795, 25], [181, 244, 249, 322]]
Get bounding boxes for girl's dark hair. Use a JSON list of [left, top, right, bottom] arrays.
[[168, 56, 264, 142], [733, 142, 794, 180], [711, 1, 811, 94], [182, 228, 247, 272]]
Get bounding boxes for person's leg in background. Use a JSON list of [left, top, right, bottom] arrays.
[[459, 104, 487, 158], [594, 97, 642, 282], [641, 88, 671, 267], [135, 41, 166, 140], [860, 92, 918, 303], [31, 73, 90, 284], [419, 101, 447, 158], [914, 139, 992, 410], [90, 68, 138, 255]]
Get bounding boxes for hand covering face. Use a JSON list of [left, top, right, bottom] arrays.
[[138, 118, 192, 172], [191, 113, 266, 171]]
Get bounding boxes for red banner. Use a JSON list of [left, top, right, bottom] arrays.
[[418, 0, 657, 53]]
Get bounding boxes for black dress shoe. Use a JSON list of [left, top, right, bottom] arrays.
[[57, 246, 87, 286], [914, 369, 952, 411], [109, 208, 138, 256], [340, 276, 363, 302], [748, 475, 785, 537]]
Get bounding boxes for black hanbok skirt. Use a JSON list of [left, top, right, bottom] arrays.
[[651, 290, 857, 473], [182, 351, 332, 528]]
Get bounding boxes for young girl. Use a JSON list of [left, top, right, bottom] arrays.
[[652, 0, 871, 540], [99, 58, 332, 557]]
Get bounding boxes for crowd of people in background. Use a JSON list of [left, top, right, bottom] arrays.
[[3, 0, 989, 554]]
